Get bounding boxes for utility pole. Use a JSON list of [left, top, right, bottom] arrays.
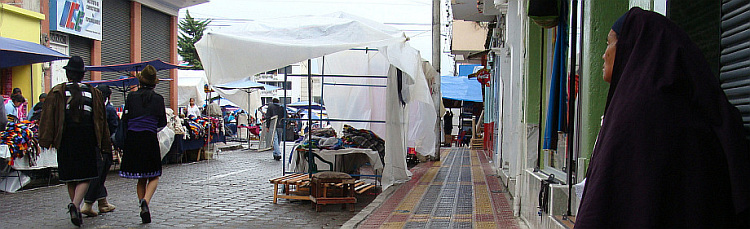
[[432, 0, 442, 160]]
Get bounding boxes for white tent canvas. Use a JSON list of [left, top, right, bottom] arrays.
[[195, 12, 437, 189], [177, 70, 208, 107]]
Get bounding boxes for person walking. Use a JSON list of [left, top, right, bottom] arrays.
[[575, 8, 750, 228], [443, 110, 453, 146], [264, 98, 286, 160], [118, 65, 167, 224], [39, 56, 111, 227], [80, 85, 118, 217]]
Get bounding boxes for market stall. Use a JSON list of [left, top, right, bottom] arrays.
[[1, 36, 69, 193], [196, 12, 440, 190]]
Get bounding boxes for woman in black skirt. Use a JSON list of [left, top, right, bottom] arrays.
[[39, 56, 111, 227], [118, 65, 167, 224]]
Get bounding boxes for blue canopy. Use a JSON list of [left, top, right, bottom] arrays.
[[0, 36, 69, 68], [441, 76, 483, 102], [286, 101, 324, 110], [83, 77, 172, 91], [86, 59, 185, 72], [214, 79, 280, 91]]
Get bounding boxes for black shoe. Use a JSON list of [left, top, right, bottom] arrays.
[[273, 155, 281, 160], [139, 199, 151, 224], [68, 203, 82, 227]]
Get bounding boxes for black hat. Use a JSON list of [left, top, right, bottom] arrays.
[[63, 56, 86, 72]]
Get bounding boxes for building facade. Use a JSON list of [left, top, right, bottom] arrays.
[[451, 0, 743, 228], [1, 0, 207, 109]]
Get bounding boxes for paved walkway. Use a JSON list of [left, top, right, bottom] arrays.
[[357, 147, 519, 229], [0, 148, 375, 228]]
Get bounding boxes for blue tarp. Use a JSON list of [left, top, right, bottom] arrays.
[[84, 77, 138, 88], [214, 79, 280, 91], [0, 36, 69, 68], [457, 64, 482, 77], [543, 0, 569, 150], [86, 59, 185, 72], [441, 76, 483, 102]]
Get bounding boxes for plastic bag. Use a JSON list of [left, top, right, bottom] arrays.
[[158, 127, 176, 159]]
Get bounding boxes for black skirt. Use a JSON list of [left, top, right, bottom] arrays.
[[57, 123, 98, 182], [119, 130, 162, 179]]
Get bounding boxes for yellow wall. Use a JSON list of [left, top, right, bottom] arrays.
[[0, 3, 46, 108]]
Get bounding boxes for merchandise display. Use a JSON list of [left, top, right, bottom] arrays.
[[1, 120, 39, 166]]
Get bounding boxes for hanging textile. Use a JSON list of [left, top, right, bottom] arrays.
[[543, 0, 568, 150]]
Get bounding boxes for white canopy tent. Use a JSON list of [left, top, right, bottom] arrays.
[[195, 12, 438, 189], [177, 70, 208, 107]]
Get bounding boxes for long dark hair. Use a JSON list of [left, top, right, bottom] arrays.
[[139, 84, 156, 107], [66, 70, 85, 123]]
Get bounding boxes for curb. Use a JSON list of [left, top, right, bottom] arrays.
[[341, 183, 403, 229], [218, 143, 244, 151]]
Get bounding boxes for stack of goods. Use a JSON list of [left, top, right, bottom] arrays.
[[184, 115, 222, 141], [341, 125, 385, 163], [165, 108, 186, 135], [1, 120, 39, 165]]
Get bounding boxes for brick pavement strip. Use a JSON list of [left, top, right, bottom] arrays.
[[0, 149, 375, 228]]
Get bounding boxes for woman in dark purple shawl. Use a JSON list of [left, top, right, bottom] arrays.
[[575, 7, 750, 228]]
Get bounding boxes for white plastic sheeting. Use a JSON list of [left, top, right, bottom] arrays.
[[195, 12, 437, 190], [177, 70, 208, 107]]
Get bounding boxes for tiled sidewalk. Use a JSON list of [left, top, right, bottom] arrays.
[[358, 147, 519, 229]]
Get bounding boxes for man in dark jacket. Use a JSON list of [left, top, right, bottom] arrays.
[[28, 93, 46, 121], [264, 98, 286, 160], [80, 85, 118, 216]]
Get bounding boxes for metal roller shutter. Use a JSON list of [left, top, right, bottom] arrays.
[[141, 6, 172, 108], [721, 0, 750, 137], [68, 35, 92, 81], [101, 0, 131, 107]]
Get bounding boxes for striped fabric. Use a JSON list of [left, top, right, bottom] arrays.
[[64, 83, 94, 119]]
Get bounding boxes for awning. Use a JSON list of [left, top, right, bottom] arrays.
[[214, 79, 280, 91], [441, 76, 483, 102], [0, 37, 69, 68], [86, 59, 186, 72], [83, 77, 173, 91], [286, 101, 324, 110]]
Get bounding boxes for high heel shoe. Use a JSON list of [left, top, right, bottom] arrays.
[[139, 199, 151, 224], [68, 203, 82, 226]]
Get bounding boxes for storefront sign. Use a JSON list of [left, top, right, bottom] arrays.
[[49, 0, 102, 41]]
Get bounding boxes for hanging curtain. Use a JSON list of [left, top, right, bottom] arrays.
[[543, 0, 568, 150]]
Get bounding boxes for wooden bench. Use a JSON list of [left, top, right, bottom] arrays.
[[333, 181, 377, 194], [269, 173, 311, 204], [270, 173, 377, 205]]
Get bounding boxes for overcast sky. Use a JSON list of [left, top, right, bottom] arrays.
[[180, 0, 455, 75]]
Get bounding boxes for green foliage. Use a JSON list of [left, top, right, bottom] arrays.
[[178, 10, 211, 70]]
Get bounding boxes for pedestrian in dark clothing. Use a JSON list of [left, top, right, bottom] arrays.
[[575, 8, 750, 228], [264, 98, 286, 160], [39, 56, 111, 227], [118, 65, 167, 224], [28, 93, 46, 121], [443, 110, 453, 145], [80, 85, 118, 217]]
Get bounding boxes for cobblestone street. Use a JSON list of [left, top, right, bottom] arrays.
[[0, 148, 375, 228]]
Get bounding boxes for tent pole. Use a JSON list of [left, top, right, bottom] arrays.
[[283, 66, 288, 175], [308, 59, 313, 178], [320, 56, 325, 124]]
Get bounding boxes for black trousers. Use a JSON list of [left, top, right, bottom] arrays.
[[84, 152, 113, 203]]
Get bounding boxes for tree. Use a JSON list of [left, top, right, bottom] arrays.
[[178, 10, 211, 70]]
